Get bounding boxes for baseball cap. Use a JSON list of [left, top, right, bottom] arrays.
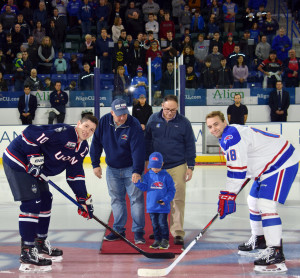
[[227, 32, 233, 37], [148, 152, 163, 169], [137, 66, 143, 72], [139, 94, 146, 98], [111, 99, 129, 116]]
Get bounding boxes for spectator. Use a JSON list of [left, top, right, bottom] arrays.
[[146, 40, 162, 62], [46, 19, 62, 52], [255, 4, 267, 30], [78, 0, 93, 37], [65, 80, 77, 91], [179, 4, 191, 34], [209, 31, 223, 53], [207, 45, 224, 71], [145, 13, 159, 40], [127, 40, 146, 77], [134, 151, 175, 250], [108, 1, 122, 28], [258, 50, 283, 88], [185, 65, 199, 88], [112, 17, 124, 43], [194, 33, 209, 73], [125, 5, 143, 39], [153, 90, 163, 106], [80, 34, 96, 68], [255, 34, 271, 65], [2, 33, 18, 74], [172, 0, 186, 24], [113, 65, 131, 105], [70, 54, 81, 74], [90, 98, 146, 244], [24, 68, 45, 91], [179, 35, 193, 53], [250, 22, 260, 44], [190, 9, 205, 33], [0, 49, 6, 73], [206, 14, 220, 40], [54, 51, 67, 74], [145, 94, 196, 246], [125, 1, 141, 26], [208, 0, 223, 26], [48, 81, 69, 124], [51, 0, 68, 26], [216, 57, 233, 88], [243, 7, 256, 30], [227, 93, 248, 125], [240, 30, 255, 64], [22, 0, 34, 29], [233, 55, 249, 88], [130, 66, 148, 101], [113, 39, 128, 73], [38, 36, 55, 74], [159, 11, 175, 40], [269, 80, 290, 122], [0, 5, 16, 32], [44, 77, 55, 91], [27, 35, 39, 69], [16, 14, 30, 39], [95, 0, 109, 34], [17, 85, 38, 125], [33, 2, 47, 27], [0, 23, 5, 47], [142, 0, 160, 22], [118, 29, 130, 51], [33, 21, 46, 46], [272, 27, 292, 62], [160, 61, 174, 96], [222, 0, 237, 33], [96, 28, 114, 74], [132, 94, 153, 131], [161, 31, 180, 55], [284, 49, 300, 87], [182, 45, 195, 68], [78, 62, 94, 91], [228, 45, 248, 69], [13, 51, 32, 92], [49, 8, 67, 45], [1, 0, 19, 15], [262, 11, 279, 45], [67, 0, 81, 28], [0, 71, 8, 91], [200, 58, 216, 88], [144, 31, 160, 50], [222, 32, 235, 59]]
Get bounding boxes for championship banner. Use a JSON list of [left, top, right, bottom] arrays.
[[206, 88, 251, 105]]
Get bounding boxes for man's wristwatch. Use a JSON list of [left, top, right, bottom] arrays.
[[188, 166, 194, 171]]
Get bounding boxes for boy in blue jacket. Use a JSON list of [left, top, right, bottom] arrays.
[[135, 152, 176, 249]]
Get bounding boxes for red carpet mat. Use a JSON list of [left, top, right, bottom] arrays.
[[100, 194, 183, 255]]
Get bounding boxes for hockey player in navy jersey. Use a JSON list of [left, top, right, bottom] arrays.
[[2, 114, 98, 273], [206, 111, 300, 274]]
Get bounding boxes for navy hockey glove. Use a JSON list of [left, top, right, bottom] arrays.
[[77, 194, 94, 219], [218, 191, 237, 219], [26, 155, 44, 178]]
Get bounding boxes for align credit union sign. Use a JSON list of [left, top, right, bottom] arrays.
[[206, 88, 251, 105]]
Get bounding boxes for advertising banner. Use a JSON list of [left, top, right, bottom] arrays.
[[206, 88, 251, 105]]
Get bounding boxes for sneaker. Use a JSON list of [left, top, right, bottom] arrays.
[[104, 232, 125, 241], [254, 246, 285, 266], [159, 239, 170, 250], [238, 235, 266, 252], [20, 246, 52, 266], [134, 232, 146, 244], [150, 240, 161, 249], [174, 236, 184, 245]]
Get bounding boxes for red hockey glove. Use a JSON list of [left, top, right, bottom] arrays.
[[26, 154, 44, 178], [218, 191, 237, 219], [77, 194, 94, 219]]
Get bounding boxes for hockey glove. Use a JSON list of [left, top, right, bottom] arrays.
[[26, 154, 44, 178], [77, 194, 94, 219], [218, 191, 237, 219]]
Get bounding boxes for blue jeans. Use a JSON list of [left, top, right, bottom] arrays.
[[106, 166, 145, 233], [149, 213, 169, 241]]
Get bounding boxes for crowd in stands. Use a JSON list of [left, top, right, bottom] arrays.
[[0, 0, 299, 102]]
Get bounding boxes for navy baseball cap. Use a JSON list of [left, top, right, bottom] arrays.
[[111, 99, 129, 116], [148, 152, 163, 169]]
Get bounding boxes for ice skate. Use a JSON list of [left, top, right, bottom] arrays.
[[254, 246, 287, 274], [19, 246, 52, 273], [238, 234, 266, 257], [35, 238, 63, 262]]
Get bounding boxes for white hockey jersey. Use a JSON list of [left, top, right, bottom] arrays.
[[220, 125, 300, 193]]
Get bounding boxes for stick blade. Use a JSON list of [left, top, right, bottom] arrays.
[[144, 252, 175, 259], [138, 267, 169, 277]]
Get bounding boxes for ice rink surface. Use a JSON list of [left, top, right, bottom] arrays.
[[1, 163, 300, 277]]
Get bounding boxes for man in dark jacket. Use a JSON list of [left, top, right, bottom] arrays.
[[216, 58, 233, 88], [96, 28, 114, 74], [17, 85, 37, 125], [160, 61, 174, 96], [24, 68, 44, 91], [132, 94, 153, 131], [78, 63, 94, 91]]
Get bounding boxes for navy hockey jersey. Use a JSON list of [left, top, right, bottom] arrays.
[[3, 124, 89, 197]]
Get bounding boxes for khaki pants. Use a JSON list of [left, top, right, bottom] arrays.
[[167, 163, 187, 238]]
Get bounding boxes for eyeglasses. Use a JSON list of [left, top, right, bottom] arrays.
[[163, 107, 177, 113]]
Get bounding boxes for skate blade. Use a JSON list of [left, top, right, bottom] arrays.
[[254, 263, 288, 274], [238, 249, 263, 258], [19, 263, 52, 273], [40, 254, 63, 262]]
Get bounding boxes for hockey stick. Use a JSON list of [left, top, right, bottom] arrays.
[[137, 178, 251, 276], [40, 174, 175, 260]]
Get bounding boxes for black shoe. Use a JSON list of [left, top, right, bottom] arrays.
[[35, 238, 63, 257], [159, 239, 170, 250], [254, 246, 285, 266], [20, 246, 52, 266], [174, 236, 184, 245], [238, 235, 266, 252], [149, 234, 154, 239], [150, 240, 161, 249], [104, 232, 125, 241]]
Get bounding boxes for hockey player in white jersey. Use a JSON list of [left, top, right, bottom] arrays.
[[206, 111, 299, 274], [2, 114, 98, 273]]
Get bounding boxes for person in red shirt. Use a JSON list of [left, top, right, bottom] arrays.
[[283, 48, 300, 87], [146, 40, 163, 64], [159, 11, 175, 39], [222, 33, 235, 59]]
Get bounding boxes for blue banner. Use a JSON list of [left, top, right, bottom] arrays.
[[68, 90, 112, 107], [251, 88, 295, 105], [0, 91, 23, 108], [185, 89, 206, 106]]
